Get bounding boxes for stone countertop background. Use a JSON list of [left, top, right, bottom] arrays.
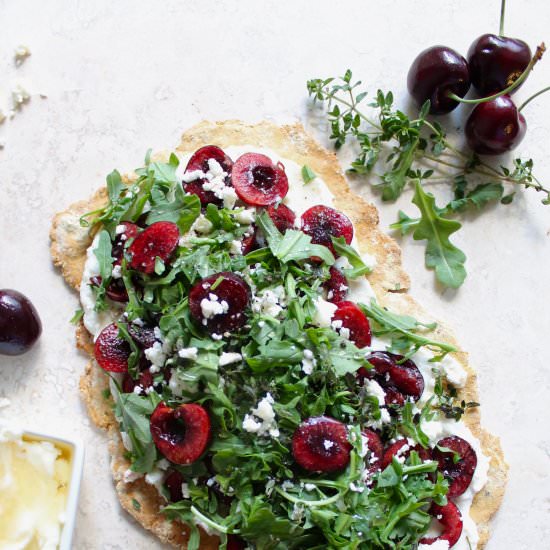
[[0, 0, 549, 548]]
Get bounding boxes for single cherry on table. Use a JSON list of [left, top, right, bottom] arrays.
[[407, 46, 470, 115], [0, 289, 42, 356]]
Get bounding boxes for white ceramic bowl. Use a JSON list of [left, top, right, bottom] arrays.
[[23, 431, 85, 549]]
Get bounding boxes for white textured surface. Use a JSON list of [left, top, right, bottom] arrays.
[[0, 1, 549, 548]]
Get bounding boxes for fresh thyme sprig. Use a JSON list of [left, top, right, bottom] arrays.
[[307, 70, 550, 288]]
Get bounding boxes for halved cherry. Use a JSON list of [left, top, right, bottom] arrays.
[[332, 301, 371, 348], [324, 266, 349, 304], [241, 227, 259, 255], [301, 205, 353, 256], [432, 436, 477, 498], [150, 402, 211, 465], [122, 370, 154, 394], [164, 469, 185, 502], [267, 203, 296, 232], [94, 323, 131, 373], [381, 438, 432, 469], [128, 221, 180, 274], [183, 145, 234, 206], [188, 272, 250, 333], [227, 536, 247, 550], [362, 428, 384, 478], [420, 501, 463, 548], [292, 416, 351, 473], [128, 325, 157, 349], [359, 352, 425, 405], [112, 221, 139, 261], [231, 153, 289, 206]]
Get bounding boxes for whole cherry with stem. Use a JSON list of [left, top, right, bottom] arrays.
[[467, 0, 532, 96], [465, 84, 550, 155]]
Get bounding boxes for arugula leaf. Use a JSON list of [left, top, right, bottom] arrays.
[[331, 236, 372, 278], [360, 299, 456, 358], [301, 165, 317, 184], [256, 211, 335, 265], [106, 170, 123, 202], [91, 230, 114, 310], [411, 182, 466, 289], [146, 186, 201, 232], [69, 308, 84, 325]]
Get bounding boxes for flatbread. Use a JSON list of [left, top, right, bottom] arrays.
[[50, 120, 507, 548]]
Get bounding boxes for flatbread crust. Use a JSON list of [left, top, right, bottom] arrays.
[[50, 120, 507, 549]]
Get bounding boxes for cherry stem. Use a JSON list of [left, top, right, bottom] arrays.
[[499, 0, 506, 37], [518, 85, 550, 111], [447, 43, 546, 105]]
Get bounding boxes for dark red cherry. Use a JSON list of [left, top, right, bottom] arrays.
[[292, 416, 351, 473], [128, 221, 180, 274], [407, 46, 470, 115], [420, 501, 463, 548], [433, 435, 477, 498], [468, 34, 531, 96], [301, 205, 353, 256], [183, 145, 234, 206], [332, 301, 371, 348], [150, 402, 211, 464], [94, 323, 130, 373], [323, 266, 349, 304], [241, 229, 259, 255], [188, 272, 251, 334], [164, 469, 186, 502], [226, 535, 247, 550], [267, 203, 296, 232], [465, 95, 526, 155], [361, 429, 384, 478], [231, 153, 289, 206], [0, 289, 42, 356], [111, 222, 139, 261], [359, 352, 425, 405], [122, 370, 154, 394], [381, 438, 432, 469]]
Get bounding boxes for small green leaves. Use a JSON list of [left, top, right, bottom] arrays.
[[301, 164, 317, 184], [69, 308, 84, 325], [132, 498, 141, 511], [330, 236, 372, 278], [411, 182, 466, 289], [256, 210, 335, 265], [106, 170, 123, 202]]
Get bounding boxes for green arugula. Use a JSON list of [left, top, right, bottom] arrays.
[[301, 164, 317, 184], [92, 229, 114, 311], [409, 182, 466, 289], [360, 298, 456, 359]]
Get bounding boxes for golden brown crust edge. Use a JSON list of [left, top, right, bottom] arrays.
[[50, 119, 507, 549]]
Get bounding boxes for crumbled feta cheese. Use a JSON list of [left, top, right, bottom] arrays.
[[178, 347, 199, 360], [156, 459, 170, 470], [242, 393, 279, 437], [144, 341, 166, 369], [132, 317, 144, 327], [115, 224, 127, 235], [211, 333, 223, 341], [181, 482, 190, 499], [301, 349, 316, 375], [440, 355, 468, 388], [229, 240, 243, 255], [200, 294, 229, 321], [282, 480, 295, 491], [219, 352, 242, 366], [234, 208, 256, 224], [323, 439, 334, 450], [312, 297, 338, 327], [364, 379, 386, 406], [252, 288, 285, 318], [182, 169, 205, 183], [192, 214, 214, 234], [111, 264, 122, 279], [221, 186, 238, 209], [349, 481, 364, 493], [304, 483, 316, 491]]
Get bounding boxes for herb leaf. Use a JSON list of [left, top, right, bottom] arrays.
[[411, 182, 466, 289], [301, 165, 317, 184]]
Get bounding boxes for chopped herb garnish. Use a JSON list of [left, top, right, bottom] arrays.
[[301, 164, 317, 184]]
